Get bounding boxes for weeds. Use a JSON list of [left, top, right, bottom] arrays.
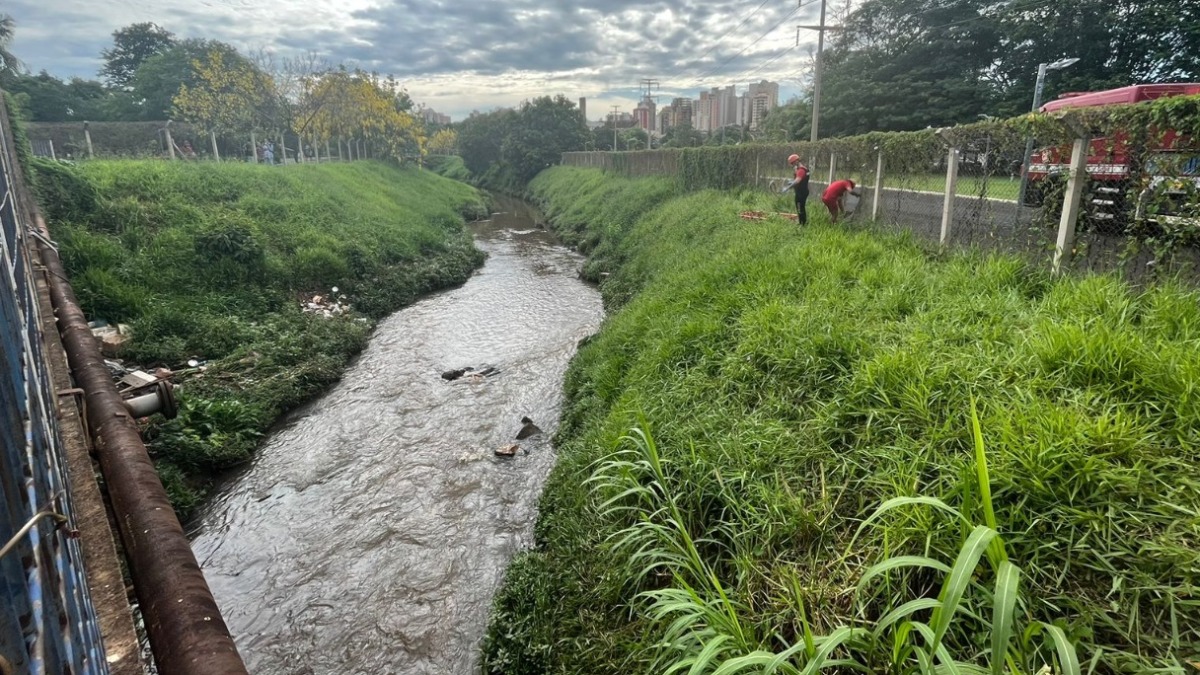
[[35, 159, 487, 515], [481, 167, 1200, 674]]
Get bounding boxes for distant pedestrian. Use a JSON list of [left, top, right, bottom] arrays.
[[821, 179, 859, 223], [263, 141, 275, 165], [780, 153, 810, 224]]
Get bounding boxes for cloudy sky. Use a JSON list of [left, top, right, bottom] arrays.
[[7, 0, 832, 120]]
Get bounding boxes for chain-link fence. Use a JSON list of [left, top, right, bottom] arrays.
[[563, 96, 1200, 285]]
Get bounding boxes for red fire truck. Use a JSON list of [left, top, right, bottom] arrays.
[[1024, 83, 1200, 225]]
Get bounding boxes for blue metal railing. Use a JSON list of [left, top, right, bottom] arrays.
[[1, 101, 109, 673]]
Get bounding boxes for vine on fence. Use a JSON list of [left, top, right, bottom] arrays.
[[566, 95, 1200, 280]]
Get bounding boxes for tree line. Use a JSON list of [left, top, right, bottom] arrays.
[[764, 0, 1199, 139], [0, 20, 441, 162]]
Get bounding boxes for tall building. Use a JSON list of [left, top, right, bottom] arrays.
[[749, 92, 772, 130], [658, 109, 672, 135], [697, 91, 712, 132], [747, 80, 780, 110], [420, 107, 452, 125], [634, 97, 657, 132], [667, 98, 694, 129]]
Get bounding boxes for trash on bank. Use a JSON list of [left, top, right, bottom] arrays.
[[89, 320, 133, 357], [301, 287, 351, 317], [494, 444, 520, 457]]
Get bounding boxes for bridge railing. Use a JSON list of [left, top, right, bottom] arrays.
[[0, 99, 110, 674]]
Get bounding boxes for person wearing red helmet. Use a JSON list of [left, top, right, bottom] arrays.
[[779, 153, 810, 224], [821, 179, 858, 223]]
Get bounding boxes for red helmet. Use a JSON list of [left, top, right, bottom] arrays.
[[787, 154, 800, 165]]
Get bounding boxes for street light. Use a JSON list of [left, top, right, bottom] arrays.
[[1018, 57, 1080, 205]]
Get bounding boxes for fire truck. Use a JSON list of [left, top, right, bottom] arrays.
[[1023, 83, 1200, 227]]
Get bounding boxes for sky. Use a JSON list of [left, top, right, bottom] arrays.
[[5, 0, 835, 120]]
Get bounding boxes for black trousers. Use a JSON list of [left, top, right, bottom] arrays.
[[794, 190, 809, 224]]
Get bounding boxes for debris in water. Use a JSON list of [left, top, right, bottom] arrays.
[[516, 417, 542, 440], [441, 365, 501, 382], [494, 443, 520, 457]]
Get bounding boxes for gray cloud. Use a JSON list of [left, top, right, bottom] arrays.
[[7, 0, 824, 118]]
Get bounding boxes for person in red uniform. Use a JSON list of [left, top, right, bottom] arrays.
[[821, 179, 857, 223], [781, 154, 810, 224]]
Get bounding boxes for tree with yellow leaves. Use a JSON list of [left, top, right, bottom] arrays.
[[173, 48, 278, 138], [427, 128, 457, 155], [296, 68, 424, 163]]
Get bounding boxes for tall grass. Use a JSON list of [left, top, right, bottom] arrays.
[[481, 167, 1200, 674], [34, 159, 487, 514]]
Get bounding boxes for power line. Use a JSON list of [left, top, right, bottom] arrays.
[[664, 0, 776, 81], [737, 44, 796, 83], [691, 0, 820, 88]]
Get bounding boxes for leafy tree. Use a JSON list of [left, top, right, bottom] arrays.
[[0, 14, 21, 80], [427, 128, 457, 155], [759, 100, 811, 142], [299, 68, 424, 161], [3, 71, 137, 121], [990, 0, 1200, 116], [173, 48, 279, 136], [500, 95, 590, 183], [456, 108, 516, 175], [662, 122, 705, 148], [131, 39, 242, 120], [817, 0, 1001, 136], [101, 23, 175, 89]]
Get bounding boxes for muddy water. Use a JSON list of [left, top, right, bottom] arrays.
[[189, 198, 602, 674]]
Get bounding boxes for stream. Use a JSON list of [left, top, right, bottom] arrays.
[[189, 197, 603, 674]]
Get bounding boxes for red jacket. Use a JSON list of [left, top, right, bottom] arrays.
[[822, 180, 855, 202]]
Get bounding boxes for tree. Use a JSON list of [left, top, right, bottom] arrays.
[[0, 14, 22, 80], [427, 128, 457, 155], [817, 0, 1001, 136], [4, 71, 115, 121], [101, 23, 175, 89], [989, 0, 1200, 116], [456, 109, 516, 175], [131, 39, 241, 120], [298, 68, 424, 161], [500, 95, 589, 182], [759, 100, 811, 142], [173, 48, 279, 136], [662, 123, 705, 148]]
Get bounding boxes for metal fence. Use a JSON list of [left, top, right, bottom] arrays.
[[562, 111, 1200, 284], [1, 94, 110, 674], [24, 120, 371, 163]]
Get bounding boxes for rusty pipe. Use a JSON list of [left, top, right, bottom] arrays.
[[32, 211, 248, 675]]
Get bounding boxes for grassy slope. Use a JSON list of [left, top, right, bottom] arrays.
[[483, 166, 1200, 674], [34, 159, 487, 514]]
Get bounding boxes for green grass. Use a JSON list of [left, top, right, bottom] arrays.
[[481, 166, 1200, 674], [885, 174, 1021, 201], [33, 159, 487, 515]]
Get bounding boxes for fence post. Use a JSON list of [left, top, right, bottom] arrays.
[[165, 124, 176, 160], [250, 131, 257, 163], [872, 147, 884, 221], [326, 140, 332, 162], [83, 121, 94, 159], [47, 139, 57, 161], [297, 136, 305, 163], [1052, 134, 1091, 275], [210, 131, 221, 162], [940, 146, 959, 246], [828, 152, 836, 183], [278, 132, 285, 163]]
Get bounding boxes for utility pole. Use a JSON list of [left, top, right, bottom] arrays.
[[610, 104, 621, 151], [640, 79, 660, 150], [798, 0, 841, 142]]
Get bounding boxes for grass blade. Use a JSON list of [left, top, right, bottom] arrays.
[[1042, 624, 1081, 675], [990, 561, 1020, 675], [930, 525, 999, 656]]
